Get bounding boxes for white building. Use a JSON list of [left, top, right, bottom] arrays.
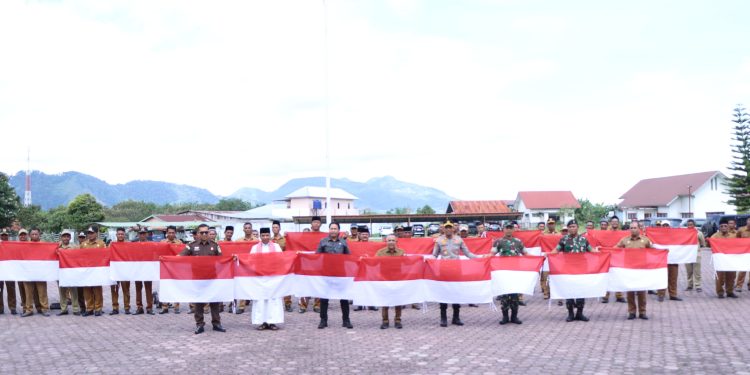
[[514, 191, 580, 228], [282, 186, 359, 217], [617, 171, 735, 220]]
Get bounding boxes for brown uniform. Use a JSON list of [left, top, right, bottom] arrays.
[[712, 231, 738, 297], [22, 239, 49, 315], [539, 229, 559, 299], [159, 238, 183, 313], [615, 235, 652, 316], [132, 239, 155, 313], [734, 227, 750, 291], [179, 239, 223, 328], [110, 240, 131, 313], [79, 239, 107, 314], [375, 247, 405, 325], [57, 242, 80, 314]]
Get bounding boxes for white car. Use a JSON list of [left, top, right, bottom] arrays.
[[380, 225, 394, 237]]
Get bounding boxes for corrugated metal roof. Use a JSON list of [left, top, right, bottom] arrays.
[[517, 191, 580, 209], [446, 200, 511, 214], [618, 171, 719, 208]]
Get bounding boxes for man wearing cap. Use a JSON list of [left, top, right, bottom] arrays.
[[250, 228, 284, 331], [110, 227, 131, 315], [316, 222, 353, 329], [490, 223, 526, 325], [684, 219, 706, 293], [603, 216, 626, 304], [133, 227, 155, 315], [21, 228, 50, 317], [299, 217, 322, 314], [223, 226, 234, 242], [159, 225, 182, 314], [712, 219, 738, 299], [80, 226, 107, 316], [0, 229, 18, 315], [375, 234, 406, 329], [310, 216, 322, 232], [656, 221, 684, 302], [179, 224, 226, 334], [349, 224, 359, 241], [616, 224, 652, 320], [394, 225, 405, 238], [354, 227, 377, 312], [57, 231, 80, 316], [458, 225, 470, 239], [539, 219, 559, 300], [432, 221, 477, 327], [551, 220, 599, 322]]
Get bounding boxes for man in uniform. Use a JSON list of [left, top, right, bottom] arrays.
[[537, 222, 545, 231], [490, 223, 526, 325], [375, 234, 405, 329], [80, 226, 106, 316], [585, 221, 595, 233], [223, 226, 234, 241], [349, 224, 358, 240], [270, 220, 294, 312], [657, 221, 683, 302], [735, 220, 750, 292], [609, 216, 621, 231], [0, 229, 17, 315], [603, 216, 626, 303], [316, 222, 352, 329], [712, 219, 738, 299], [539, 219, 559, 300], [179, 224, 226, 334], [21, 228, 49, 317], [133, 227, 155, 315], [403, 226, 414, 238], [159, 225, 182, 314], [685, 219, 706, 293], [615, 224, 652, 319], [728, 219, 738, 236], [299, 217, 323, 314], [432, 221, 477, 327], [353, 227, 377, 312], [234, 222, 259, 314], [551, 220, 599, 322], [110, 227, 131, 315], [57, 231, 80, 316], [477, 223, 487, 238], [310, 216, 322, 232], [599, 220, 609, 230]]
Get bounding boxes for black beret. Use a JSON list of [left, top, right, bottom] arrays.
[[567, 220, 578, 227]]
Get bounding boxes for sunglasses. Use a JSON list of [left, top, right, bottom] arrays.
[[199, 231, 209, 235]]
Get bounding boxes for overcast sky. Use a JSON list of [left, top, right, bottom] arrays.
[[1, 0, 748, 204]]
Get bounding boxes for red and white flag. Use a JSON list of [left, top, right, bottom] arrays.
[[602, 247, 667, 291], [645, 228, 698, 264], [489, 256, 544, 296], [159, 256, 234, 303], [397, 238, 438, 255], [109, 242, 180, 281], [284, 232, 327, 252], [710, 238, 750, 271], [292, 253, 359, 300], [585, 230, 630, 248], [234, 252, 297, 300], [548, 252, 611, 299], [348, 242, 389, 258], [539, 235, 563, 272], [423, 258, 492, 304], [58, 248, 114, 287], [0, 242, 59, 281], [351, 256, 426, 306], [218, 241, 256, 255]]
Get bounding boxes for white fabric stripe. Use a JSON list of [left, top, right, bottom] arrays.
[[110, 261, 159, 281], [712, 253, 750, 272], [291, 275, 354, 300], [490, 270, 540, 296], [59, 267, 115, 287], [423, 280, 492, 304], [351, 280, 427, 306], [606, 267, 666, 292], [158, 279, 234, 303], [652, 244, 698, 264], [0, 260, 58, 281], [525, 246, 542, 256], [549, 273, 608, 299], [234, 275, 295, 300]]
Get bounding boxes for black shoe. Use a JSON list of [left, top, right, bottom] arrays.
[[518, 301, 526, 306], [575, 311, 589, 322], [236, 308, 244, 314], [285, 305, 293, 313], [299, 308, 306, 314], [600, 298, 609, 304], [669, 297, 682, 301], [353, 306, 363, 311], [728, 293, 739, 299], [212, 324, 226, 332], [696, 288, 702, 292], [639, 314, 649, 320], [557, 300, 563, 306], [343, 319, 353, 329], [93, 311, 101, 317], [109, 310, 119, 316], [21, 312, 33, 317], [647, 290, 656, 295], [146, 309, 155, 315], [657, 296, 665, 302], [411, 304, 421, 310], [685, 287, 693, 291], [57, 310, 69, 316], [10, 309, 17, 315], [468, 304, 478, 307], [510, 309, 522, 324], [159, 309, 169, 314], [380, 322, 389, 329], [499, 310, 509, 325], [72, 312, 81, 316], [174, 309, 180, 314], [124, 309, 131, 315], [440, 317, 448, 327], [194, 326, 204, 334], [616, 298, 626, 303], [718, 294, 726, 299], [135, 308, 144, 315], [395, 322, 402, 329], [318, 319, 328, 329], [81, 311, 90, 317], [367, 306, 378, 311], [451, 318, 464, 326], [627, 313, 636, 320]]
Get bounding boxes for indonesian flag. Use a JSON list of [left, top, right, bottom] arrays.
[[284, 232, 328, 251], [602, 247, 667, 291], [292, 253, 359, 300], [645, 228, 698, 264], [351, 256, 426, 306], [489, 256, 544, 296], [397, 238, 437, 255], [159, 256, 234, 303], [0, 242, 59, 281], [218, 241, 256, 255], [548, 252, 611, 299], [110, 242, 180, 281], [512, 231, 542, 256], [710, 238, 750, 271], [539, 235, 563, 272], [423, 258, 492, 304], [58, 248, 114, 287], [585, 230, 630, 248], [234, 252, 297, 300], [348, 241, 388, 257]]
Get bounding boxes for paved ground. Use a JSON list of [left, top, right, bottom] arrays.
[[1, 250, 750, 374]]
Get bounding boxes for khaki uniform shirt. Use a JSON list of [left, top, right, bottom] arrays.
[[615, 235, 652, 248], [273, 234, 287, 251], [58, 243, 78, 250], [161, 238, 182, 245], [235, 236, 258, 242], [80, 239, 106, 249], [179, 240, 222, 256], [432, 235, 476, 259], [375, 247, 405, 257], [542, 229, 560, 236], [737, 227, 750, 239], [712, 231, 735, 239]]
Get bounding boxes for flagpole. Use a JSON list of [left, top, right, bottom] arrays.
[[324, 0, 331, 226]]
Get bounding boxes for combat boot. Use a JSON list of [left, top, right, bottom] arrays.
[[499, 309, 509, 325], [510, 307, 522, 324]]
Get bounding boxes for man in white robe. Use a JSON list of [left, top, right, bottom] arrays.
[[250, 228, 284, 330]]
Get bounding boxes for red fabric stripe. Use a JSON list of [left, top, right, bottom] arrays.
[[110, 242, 180, 261], [548, 252, 611, 275], [423, 258, 491, 282], [348, 242, 388, 257], [645, 228, 698, 245], [294, 253, 360, 277], [710, 238, 750, 254], [585, 230, 631, 247], [489, 256, 545, 272], [354, 256, 425, 281], [235, 252, 297, 277], [219, 241, 256, 255], [463, 237, 493, 255], [284, 232, 328, 251], [396, 238, 437, 254], [487, 230, 542, 248], [0, 242, 59, 261], [540, 235, 563, 253], [160, 256, 234, 280], [58, 248, 110, 268], [600, 247, 667, 269]]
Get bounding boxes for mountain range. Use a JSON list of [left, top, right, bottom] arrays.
[[8, 171, 453, 212]]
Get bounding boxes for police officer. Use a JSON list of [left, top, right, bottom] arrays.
[[316, 222, 352, 329], [432, 221, 477, 327], [179, 224, 226, 334], [490, 222, 526, 325], [79, 226, 107, 316], [551, 220, 599, 322], [615, 224, 652, 319]]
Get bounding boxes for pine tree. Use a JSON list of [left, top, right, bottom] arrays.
[[726, 105, 750, 213]]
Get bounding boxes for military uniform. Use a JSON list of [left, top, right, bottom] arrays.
[[57, 242, 80, 315], [491, 236, 526, 324], [712, 231, 738, 298], [539, 228, 559, 299], [555, 234, 593, 321], [316, 236, 352, 328], [159, 238, 182, 314], [79, 238, 107, 315], [615, 234, 652, 319], [734, 227, 750, 291], [375, 246, 405, 328], [110, 240, 131, 315], [432, 233, 477, 326], [179, 239, 224, 331], [685, 229, 706, 291]]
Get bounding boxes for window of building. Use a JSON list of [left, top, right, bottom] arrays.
[[337, 202, 340, 209], [644, 213, 652, 219], [681, 212, 693, 218], [348, 203, 351, 209], [706, 211, 725, 217], [656, 213, 667, 218], [628, 213, 637, 220]]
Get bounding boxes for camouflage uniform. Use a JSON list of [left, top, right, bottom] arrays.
[[491, 236, 526, 324], [555, 234, 593, 321]]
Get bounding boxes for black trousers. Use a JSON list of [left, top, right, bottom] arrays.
[[194, 302, 221, 327], [565, 298, 585, 308], [439, 303, 460, 315], [319, 299, 350, 321]]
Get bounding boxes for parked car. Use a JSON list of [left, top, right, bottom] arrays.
[[427, 223, 441, 236], [380, 225, 394, 237], [680, 218, 706, 228], [640, 218, 683, 228], [488, 223, 501, 232], [412, 224, 425, 237]]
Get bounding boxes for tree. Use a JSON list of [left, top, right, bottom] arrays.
[[0, 172, 21, 228], [105, 200, 159, 222], [726, 105, 750, 213], [66, 194, 105, 231], [386, 207, 412, 215], [415, 205, 436, 215], [213, 198, 253, 211], [16, 205, 47, 231], [574, 199, 615, 225], [45, 205, 69, 233]]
